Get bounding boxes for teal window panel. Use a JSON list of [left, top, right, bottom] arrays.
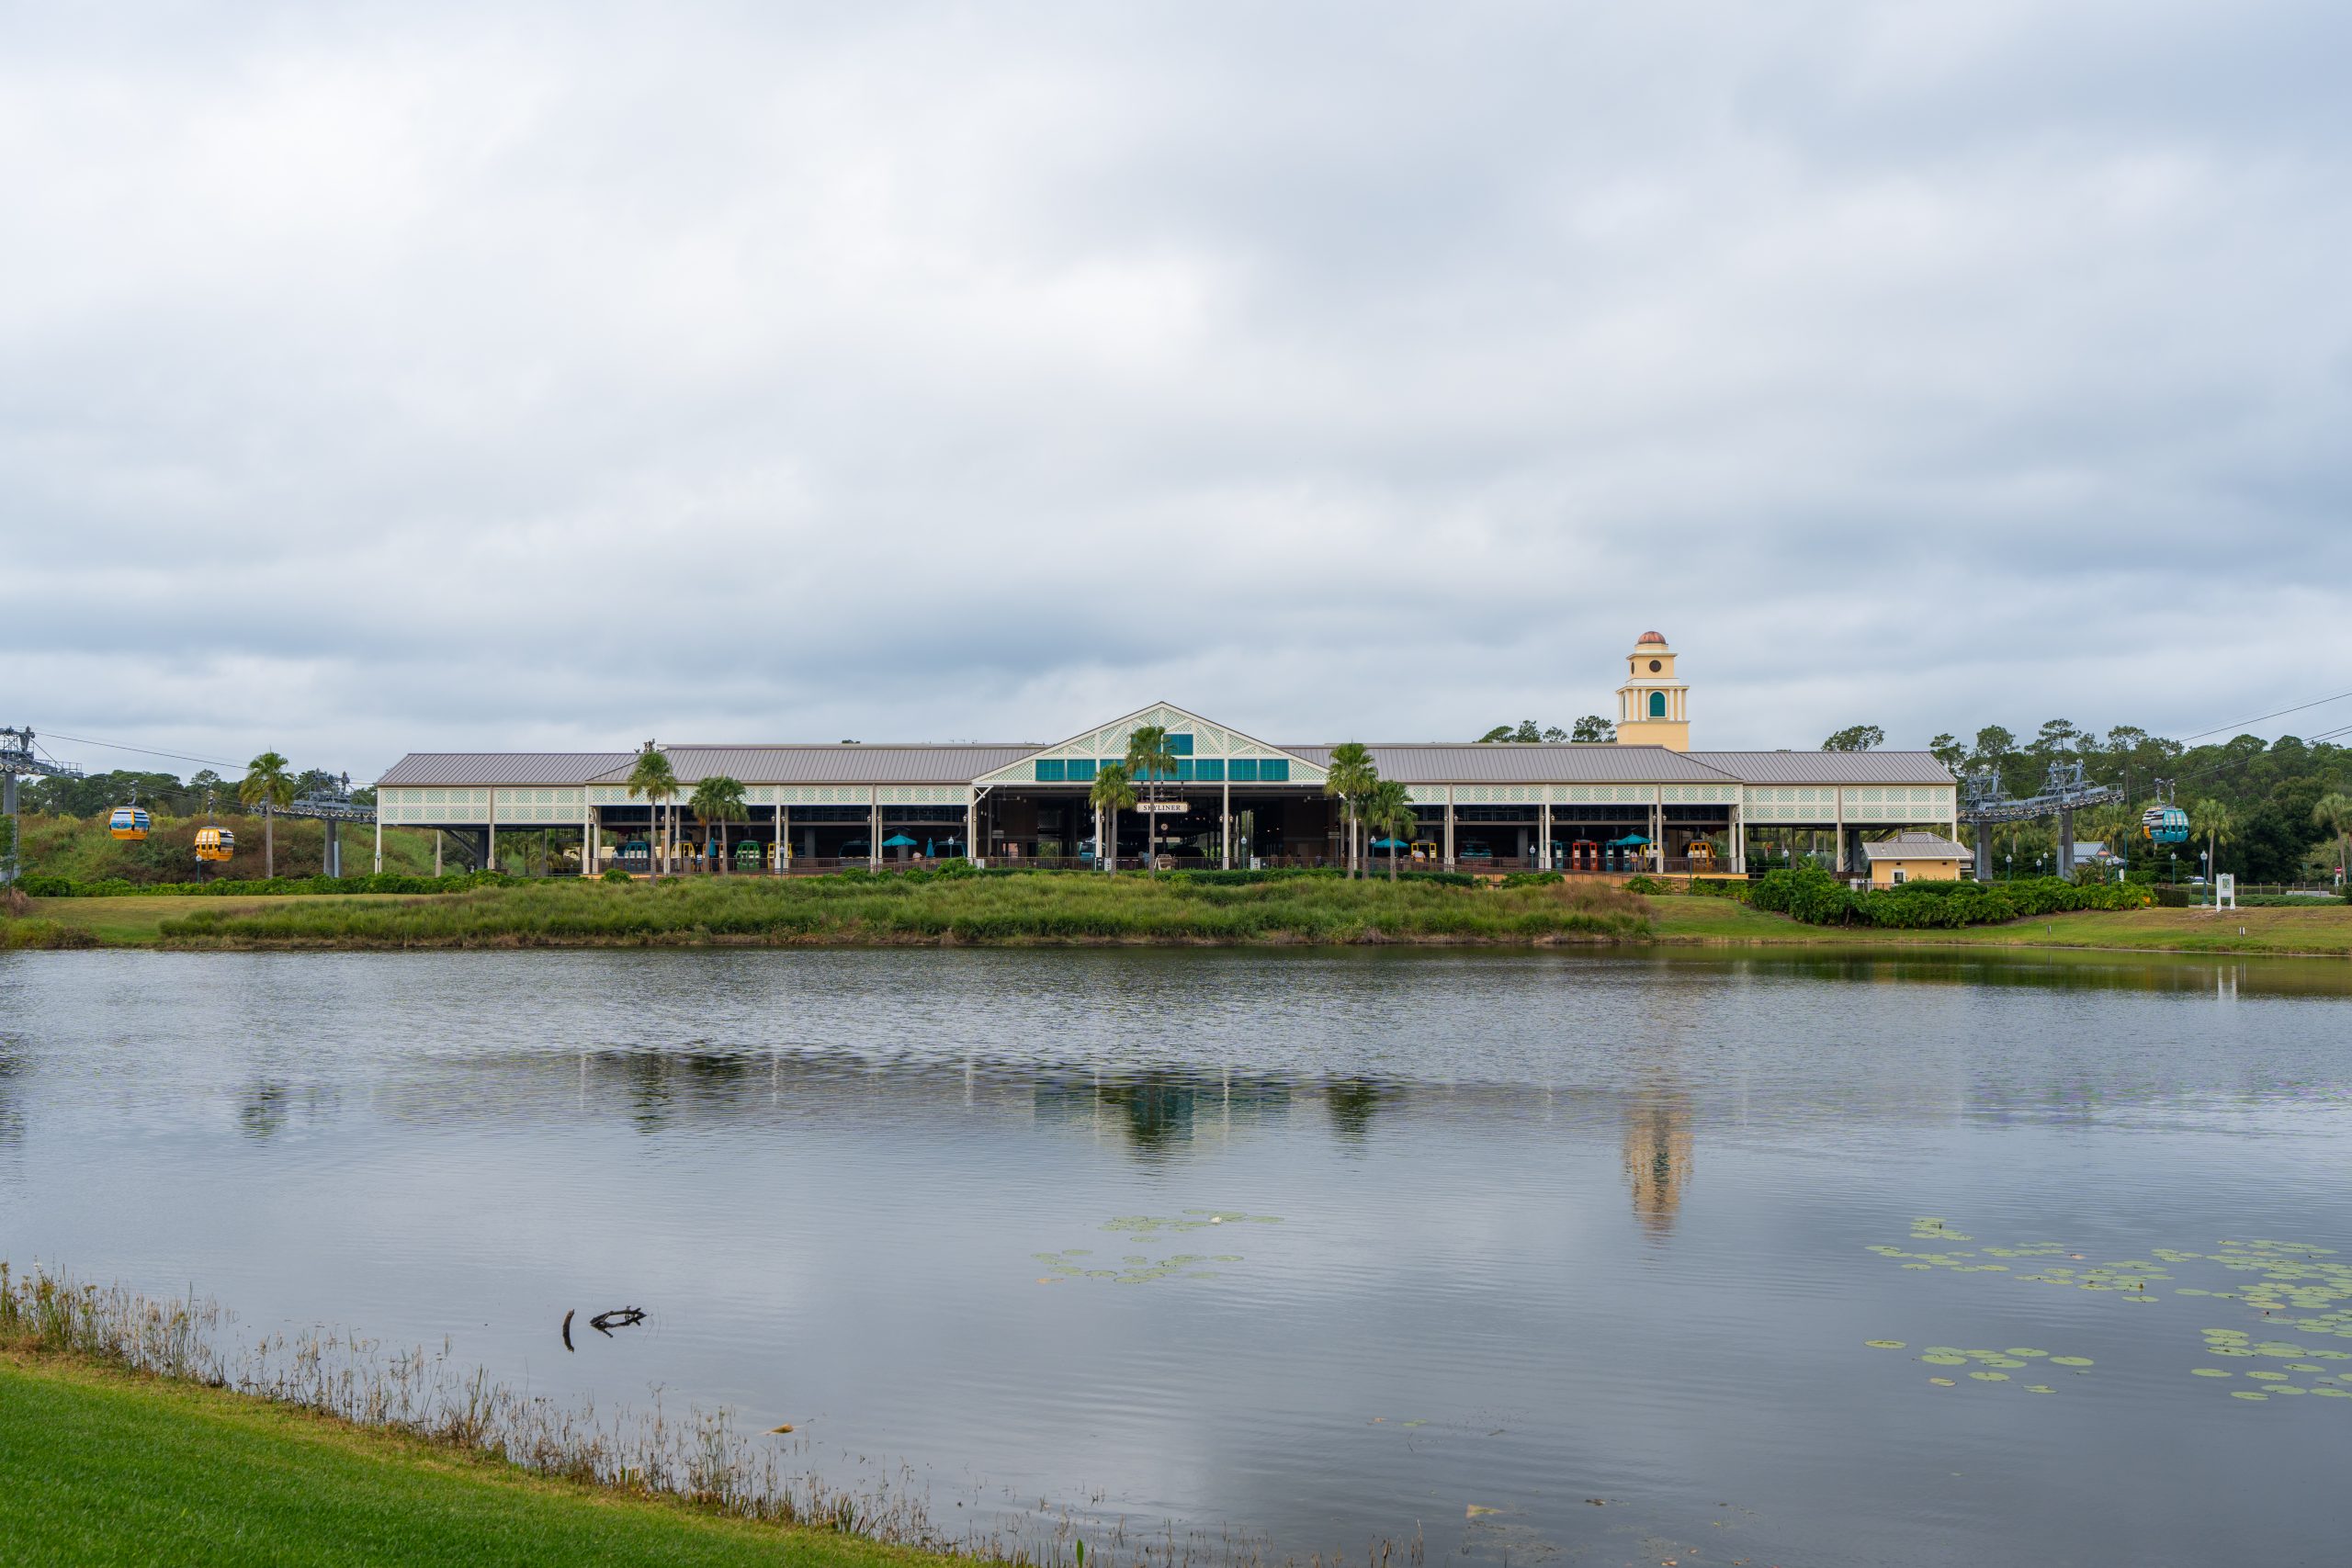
[[1648, 692, 1667, 717], [1168, 733, 1193, 755], [1195, 759, 1224, 782], [1261, 760, 1289, 782], [1035, 760, 1067, 783], [1068, 759, 1098, 780], [1230, 759, 1259, 782]]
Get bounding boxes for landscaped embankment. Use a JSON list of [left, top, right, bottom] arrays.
[[152, 868, 1652, 948], [0, 1264, 973, 1568]]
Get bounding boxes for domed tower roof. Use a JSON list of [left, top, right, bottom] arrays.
[[1635, 630, 1667, 646]]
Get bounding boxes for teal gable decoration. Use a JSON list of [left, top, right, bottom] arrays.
[[976, 703, 1327, 790]]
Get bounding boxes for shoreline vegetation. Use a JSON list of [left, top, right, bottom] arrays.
[[0, 1263, 993, 1568], [2, 871, 2346, 955]]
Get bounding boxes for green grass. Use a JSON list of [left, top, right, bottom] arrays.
[[1644, 894, 2352, 956], [153, 871, 1652, 948], [0, 1353, 956, 1568], [20, 894, 421, 946], [20, 879, 2344, 956]]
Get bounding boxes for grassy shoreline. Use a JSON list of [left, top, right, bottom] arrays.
[[6, 877, 2348, 957], [0, 1349, 973, 1568]]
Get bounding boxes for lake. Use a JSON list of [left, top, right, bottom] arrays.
[[4, 947, 2349, 1567]]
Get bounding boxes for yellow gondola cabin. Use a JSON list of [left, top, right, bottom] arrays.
[[194, 826, 236, 863], [108, 806, 152, 840]]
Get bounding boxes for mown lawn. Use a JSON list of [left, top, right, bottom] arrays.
[[0, 1353, 956, 1568], [1644, 894, 2352, 956]]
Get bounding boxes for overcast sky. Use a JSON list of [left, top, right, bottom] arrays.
[[7, 2, 2349, 779]]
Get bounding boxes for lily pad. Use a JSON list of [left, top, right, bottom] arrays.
[[2190, 1369, 2233, 1378], [1920, 1354, 1969, 1366], [1928, 1377, 1956, 1386], [1969, 1371, 2008, 1382], [2048, 1357, 2094, 1368], [1864, 1340, 1905, 1349], [2232, 1390, 2270, 1400]]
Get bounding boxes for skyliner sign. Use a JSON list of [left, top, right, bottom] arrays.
[[1135, 801, 1189, 814]]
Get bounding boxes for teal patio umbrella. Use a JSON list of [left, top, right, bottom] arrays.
[[881, 833, 919, 849]]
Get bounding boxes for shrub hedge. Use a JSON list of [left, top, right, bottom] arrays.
[[1750, 868, 2154, 928]]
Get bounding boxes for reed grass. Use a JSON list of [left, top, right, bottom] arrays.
[[156, 872, 1651, 949]]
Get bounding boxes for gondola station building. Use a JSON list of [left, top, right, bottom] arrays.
[[373, 634, 1962, 875]]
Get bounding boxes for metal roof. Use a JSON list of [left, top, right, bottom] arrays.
[[593, 745, 1042, 786], [1860, 832, 1970, 861], [378, 752, 633, 786], [377, 739, 1955, 792], [1283, 743, 1738, 785], [1688, 750, 1956, 784]]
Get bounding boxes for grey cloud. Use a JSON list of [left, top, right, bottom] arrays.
[[3, 1, 2346, 778]]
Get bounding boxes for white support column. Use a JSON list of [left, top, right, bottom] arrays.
[[1651, 790, 1662, 873], [580, 797, 592, 875], [779, 804, 791, 871], [1221, 777, 1232, 869], [966, 791, 978, 867], [487, 791, 497, 875], [1731, 797, 1745, 874], [434, 830, 443, 877], [1836, 789, 1847, 875], [1540, 800, 1552, 869], [374, 814, 383, 874], [1443, 789, 1456, 870], [869, 789, 880, 870]]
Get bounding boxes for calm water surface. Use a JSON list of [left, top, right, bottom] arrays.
[[4, 948, 2350, 1567]]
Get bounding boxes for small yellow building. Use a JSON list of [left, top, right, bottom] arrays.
[[1860, 831, 1969, 887]]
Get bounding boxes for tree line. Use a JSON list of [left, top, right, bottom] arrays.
[[1824, 718, 2352, 882]]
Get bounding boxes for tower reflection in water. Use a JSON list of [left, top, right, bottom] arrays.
[[1622, 1086, 1694, 1235]]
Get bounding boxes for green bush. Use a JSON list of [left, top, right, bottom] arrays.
[[1498, 871, 1566, 888], [600, 866, 633, 884], [1622, 874, 1668, 896], [1753, 869, 2151, 928], [1687, 877, 1753, 901]]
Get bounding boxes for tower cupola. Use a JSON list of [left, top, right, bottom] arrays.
[[1614, 632, 1690, 750]]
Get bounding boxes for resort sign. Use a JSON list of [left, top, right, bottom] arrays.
[[1136, 801, 1189, 814]]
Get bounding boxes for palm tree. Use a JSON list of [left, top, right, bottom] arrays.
[[2312, 793, 2352, 887], [1363, 778, 1417, 883], [1324, 741, 1376, 878], [1089, 762, 1137, 875], [2189, 797, 2235, 886], [690, 775, 748, 874], [239, 751, 294, 878], [625, 745, 678, 879], [1123, 726, 1178, 875]]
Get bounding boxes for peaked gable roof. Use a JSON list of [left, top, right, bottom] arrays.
[[975, 702, 1328, 787]]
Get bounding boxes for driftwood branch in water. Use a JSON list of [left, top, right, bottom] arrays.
[[561, 1309, 575, 1352], [589, 1306, 647, 1337]]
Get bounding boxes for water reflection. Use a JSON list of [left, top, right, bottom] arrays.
[[1622, 1085, 1695, 1236], [3, 947, 2350, 1568]]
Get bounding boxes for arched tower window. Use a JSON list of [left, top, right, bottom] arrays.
[[1648, 691, 1667, 718]]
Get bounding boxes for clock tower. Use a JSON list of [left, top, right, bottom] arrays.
[[1615, 631, 1690, 750]]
